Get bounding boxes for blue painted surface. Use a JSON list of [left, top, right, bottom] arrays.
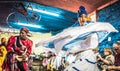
[[7, 2, 77, 33], [98, 1, 120, 54]]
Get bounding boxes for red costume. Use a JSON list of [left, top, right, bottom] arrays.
[[5, 35, 33, 71]]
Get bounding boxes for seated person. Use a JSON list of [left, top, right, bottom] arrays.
[[107, 42, 120, 71], [97, 48, 114, 71]]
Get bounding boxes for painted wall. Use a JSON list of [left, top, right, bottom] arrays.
[[98, 1, 120, 53]]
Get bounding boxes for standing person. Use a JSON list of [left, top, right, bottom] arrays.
[[64, 6, 99, 71], [58, 57, 66, 71], [97, 48, 114, 71], [0, 37, 7, 71], [107, 42, 120, 71], [6, 28, 33, 71]]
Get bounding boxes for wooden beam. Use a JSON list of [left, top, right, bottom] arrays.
[[89, 0, 118, 22], [97, 0, 118, 11]]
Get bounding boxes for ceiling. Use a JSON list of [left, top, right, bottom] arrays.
[[33, 0, 118, 14], [0, 0, 119, 33]]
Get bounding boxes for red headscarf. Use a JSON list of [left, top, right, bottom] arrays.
[[20, 28, 29, 33]]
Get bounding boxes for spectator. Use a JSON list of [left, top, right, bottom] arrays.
[[97, 48, 114, 71], [107, 42, 120, 71]]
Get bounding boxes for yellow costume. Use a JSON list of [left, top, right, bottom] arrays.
[[0, 37, 7, 71], [0, 45, 7, 71], [47, 57, 55, 71]]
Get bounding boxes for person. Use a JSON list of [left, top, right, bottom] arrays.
[[92, 47, 99, 56], [5, 28, 33, 71], [47, 53, 56, 71], [64, 5, 100, 71], [107, 42, 120, 71], [58, 57, 66, 71], [97, 48, 114, 71], [65, 51, 76, 65], [0, 37, 7, 71]]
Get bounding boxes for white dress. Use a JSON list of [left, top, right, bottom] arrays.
[[64, 50, 100, 71], [64, 33, 100, 71]]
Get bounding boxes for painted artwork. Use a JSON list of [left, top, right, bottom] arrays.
[[0, 0, 120, 71]]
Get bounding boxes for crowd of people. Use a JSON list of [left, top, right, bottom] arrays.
[[40, 51, 76, 71], [0, 5, 120, 71]]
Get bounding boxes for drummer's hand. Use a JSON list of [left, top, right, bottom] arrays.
[[20, 46, 26, 51], [97, 54, 102, 59], [107, 66, 115, 70], [22, 54, 28, 59]]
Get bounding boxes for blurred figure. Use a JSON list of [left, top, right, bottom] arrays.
[[0, 37, 7, 71], [107, 42, 120, 71], [58, 57, 66, 71], [1, 37, 7, 46], [47, 53, 56, 71], [92, 47, 99, 54], [97, 48, 114, 71], [5, 28, 33, 71], [66, 52, 76, 65], [28, 56, 33, 71]]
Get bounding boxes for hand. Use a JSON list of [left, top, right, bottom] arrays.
[[97, 58, 101, 61], [20, 46, 26, 51], [97, 54, 102, 59], [107, 66, 115, 70], [22, 54, 28, 60]]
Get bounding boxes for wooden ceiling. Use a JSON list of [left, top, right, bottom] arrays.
[[33, 0, 118, 14]]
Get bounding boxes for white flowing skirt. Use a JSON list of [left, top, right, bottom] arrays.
[[64, 50, 100, 71]]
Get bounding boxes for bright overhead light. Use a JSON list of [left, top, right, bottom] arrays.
[[17, 22, 41, 28], [28, 8, 59, 17]]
